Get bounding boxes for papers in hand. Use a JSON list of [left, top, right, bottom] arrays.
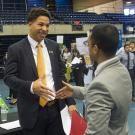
[[0, 120, 20, 130], [71, 57, 81, 64], [70, 110, 87, 135], [60, 105, 71, 135]]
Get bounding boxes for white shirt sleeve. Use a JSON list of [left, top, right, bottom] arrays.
[[30, 82, 34, 94]]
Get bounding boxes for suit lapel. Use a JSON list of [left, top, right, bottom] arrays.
[[23, 38, 56, 79], [24, 38, 38, 78], [44, 39, 56, 77]]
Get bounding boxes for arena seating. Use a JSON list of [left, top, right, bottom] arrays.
[[0, 0, 135, 25], [1, 9, 135, 25]]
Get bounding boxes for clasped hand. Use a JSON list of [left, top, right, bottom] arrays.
[[33, 78, 73, 101], [33, 78, 56, 101], [56, 81, 73, 99]]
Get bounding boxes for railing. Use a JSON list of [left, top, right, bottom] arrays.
[[0, 3, 134, 25], [0, 2, 27, 11], [0, 2, 73, 12]]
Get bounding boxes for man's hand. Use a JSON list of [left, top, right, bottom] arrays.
[[33, 78, 55, 101], [56, 81, 73, 99], [68, 105, 77, 116]]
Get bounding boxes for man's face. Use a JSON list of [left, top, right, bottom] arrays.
[[124, 45, 130, 52], [130, 43, 134, 48], [130, 43, 135, 51], [29, 16, 49, 42]]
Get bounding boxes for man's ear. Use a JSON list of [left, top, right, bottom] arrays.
[[93, 44, 99, 55], [28, 21, 33, 26]]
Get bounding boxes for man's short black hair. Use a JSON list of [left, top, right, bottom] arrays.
[[27, 7, 51, 22], [90, 24, 119, 57]]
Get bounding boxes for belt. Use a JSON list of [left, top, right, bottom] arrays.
[[46, 99, 57, 107]]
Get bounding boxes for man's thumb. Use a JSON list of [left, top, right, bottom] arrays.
[[62, 81, 70, 87]]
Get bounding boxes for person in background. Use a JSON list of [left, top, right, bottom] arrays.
[[4, 52, 17, 105], [65, 62, 72, 83], [117, 43, 135, 102], [129, 42, 135, 101], [71, 43, 77, 54], [129, 41, 135, 53], [71, 49, 86, 86], [4, 8, 76, 135], [3, 52, 8, 66], [56, 24, 132, 135], [6, 88, 17, 105], [62, 47, 71, 63]]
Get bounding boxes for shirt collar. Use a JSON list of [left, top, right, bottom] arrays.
[[95, 57, 118, 76], [27, 35, 45, 48]]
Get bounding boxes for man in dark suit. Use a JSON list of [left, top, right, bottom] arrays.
[[4, 8, 76, 135]]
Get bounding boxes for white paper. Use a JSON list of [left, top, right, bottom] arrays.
[[57, 36, 64, 44], [76, 37, 89, 56], [71, 57, 81, 64], [60, 105, 71, 135], [0, 120, 20, 130]]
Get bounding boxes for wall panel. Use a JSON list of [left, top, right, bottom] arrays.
[[0, 24, 123, 36], [73, 0, 115, 11]]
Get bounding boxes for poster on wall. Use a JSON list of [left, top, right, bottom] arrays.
[[76, 37, 91, 65], [57, 35, 64, 44]]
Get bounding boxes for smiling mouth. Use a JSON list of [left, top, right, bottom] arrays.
[[40, 33, 47, 37]]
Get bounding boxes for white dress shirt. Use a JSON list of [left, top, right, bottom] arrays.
[[27, 35, 55, 94]]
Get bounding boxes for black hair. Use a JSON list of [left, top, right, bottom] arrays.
[[27, 7, 51, 22], [90, 24, 119, 57]]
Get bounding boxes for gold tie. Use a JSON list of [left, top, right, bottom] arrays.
[[37, 44, 48, 107]]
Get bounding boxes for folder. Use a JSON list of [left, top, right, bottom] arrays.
[[70, 110, 87, 135]]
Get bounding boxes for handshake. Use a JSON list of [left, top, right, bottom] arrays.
[[33, 78, 73, 101]]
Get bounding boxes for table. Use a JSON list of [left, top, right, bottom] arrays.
[[0, 112, 22, 135]]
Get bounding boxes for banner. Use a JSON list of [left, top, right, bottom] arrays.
[[57, 35, 64, 44], [76, 37, 89, 56], [119, 30, 122, 49], [76, 37, 93, 86]]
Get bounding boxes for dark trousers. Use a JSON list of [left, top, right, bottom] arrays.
[[9, 89, 17, 98], [73, 69, 84, 86], [23, 103, 66, 135]]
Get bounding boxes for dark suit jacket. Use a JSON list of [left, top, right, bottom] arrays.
[[4, 38, 76, 129]]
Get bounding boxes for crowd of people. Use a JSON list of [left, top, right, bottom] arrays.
[[61, 40, 135, 102], [117, 41, 135, 101], [2, 7, 134, 135], [62, 47, 88, 86], [3, 52, 17, 105]]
